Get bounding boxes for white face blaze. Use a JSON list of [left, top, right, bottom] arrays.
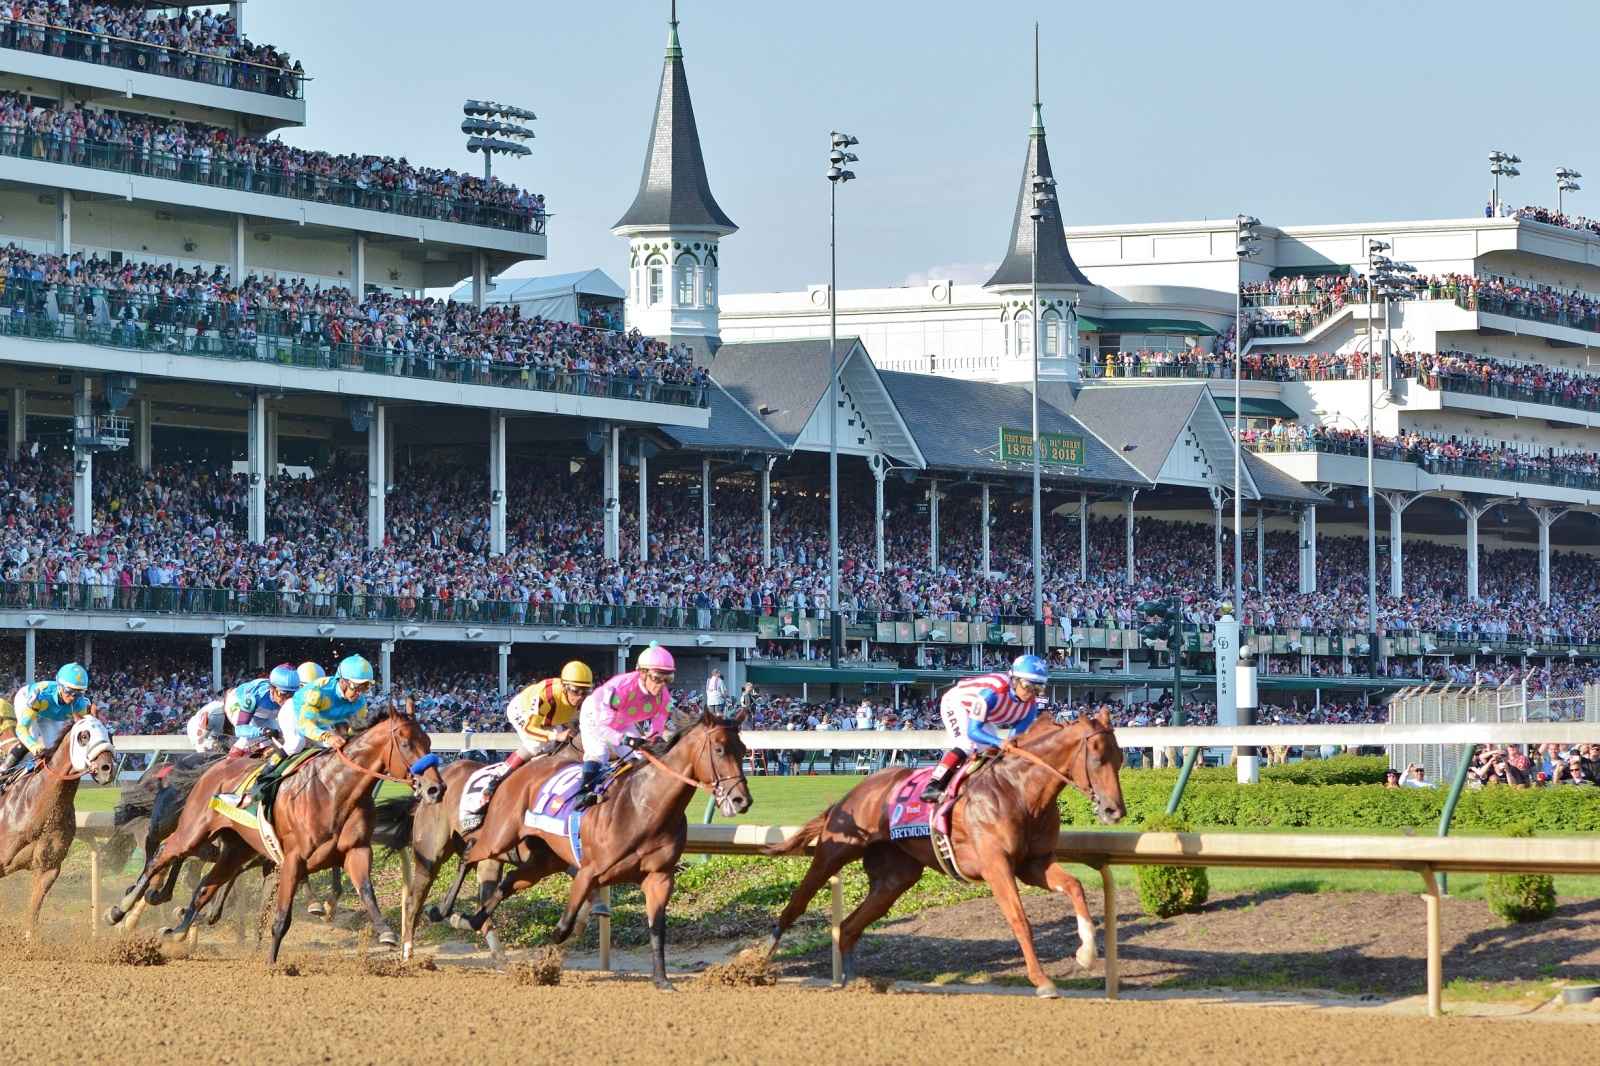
[[69, 716, 113, 772]]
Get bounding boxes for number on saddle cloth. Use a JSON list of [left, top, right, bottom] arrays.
[[458, 760, 516, 832]]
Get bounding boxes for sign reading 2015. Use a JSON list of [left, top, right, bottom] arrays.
[[999, 427, 1085, 468]]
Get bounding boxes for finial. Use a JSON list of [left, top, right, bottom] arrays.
[[1031, 22, 1044, 133], [667, 0, 682, 59]]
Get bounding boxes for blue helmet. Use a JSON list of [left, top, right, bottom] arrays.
[[268, 664, 302, 693], [1010, 655, 1049, 684], [55, 662, 89, 692], [336, 655, 375, 685]]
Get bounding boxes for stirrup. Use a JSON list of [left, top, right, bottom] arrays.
[[573, 789, 599, 811], [919, 781, 945, 804]]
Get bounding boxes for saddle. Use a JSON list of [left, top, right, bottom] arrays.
[[209, 748, 321, 831], [887, 758, 988, 882]]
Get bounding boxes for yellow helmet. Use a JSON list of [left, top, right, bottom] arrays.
[[559, 661, 594, 688]]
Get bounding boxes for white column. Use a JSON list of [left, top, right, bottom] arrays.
[[379, 640, 394, 695], [56, 189, 71, 254], [1531, 507, 1568, 607], [603, 425, 620, 562], [497, 643, 511, 698], [1125, 491, 1138, 583], [1079, 491, 1088, 581], [351, 234, 367, 297], [366, 403, 386, 549], [210, 637, 225, 694], [1298, 506, 1318, 595], [7, 386, 24, 461], [1388, 494, 1406, 599], [246, 392, 267, 544], [637, 446, 649, 564], [980, 483, 991, 574], [81, 633, 93, 668], [1465, 508, 1480, 602], [23, 628, 35, 685], [701, 458, 712, 563], [471, 252, 488, 310], [928, 479, 940, 569], [231, 214, 245, 282], [872, 461, 885, 572], [265, 410, 279, 475], [1256, 507, 1266, 594], [230, 1, 244, 34], [488, 411, 507, 556], [72, 376, 92, 536], [135, 397, 152, 472], [727, 646, 739, 696], [761, 457, 773, 568], [1211, 489, 1224, 593]]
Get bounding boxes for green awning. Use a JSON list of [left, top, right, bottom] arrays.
[[1270, 264, 1351, 279], [1213, 396, 1300, 419], [1076, 314, 1106, 333], [1091, 318, 1219, 337]]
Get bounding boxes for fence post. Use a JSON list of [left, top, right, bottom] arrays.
[[1419, 868, 1442, 1018], [399, 847, 413, 960], [1098, 865, 1118, 1000], [597, 886, 612, 973], [89, 848, 100, 937], [829, 874, 843, 987]]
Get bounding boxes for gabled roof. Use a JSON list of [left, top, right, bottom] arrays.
[[1070, 383, 1209, 483], [984, 107, 1090, 290], [1243, 451, 1328, 505], [658, 379, 788, 453], [447, 268, 623, 306], [612, 17, 736, 234], [876, 371, 1145, 486]]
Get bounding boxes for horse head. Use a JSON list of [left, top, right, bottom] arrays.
[[67, 715, 116, 785], [363, 696, 445, 803], [669, 709, 752, 818], [1018, 706, 1124, 824]]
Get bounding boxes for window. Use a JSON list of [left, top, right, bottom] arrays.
[[702, 265, 716, 306], [676, 255, 698, 307], [646, 257, 665, 307], [1016, 311, 1034, 356], [1041, 310, 1060, 356]]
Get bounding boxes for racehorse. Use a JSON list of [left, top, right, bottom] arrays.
[[0, 715, 115, 936], [445, 711, 752, 989], [764, 709, 1124, 997], [104, 707, 445, 963], [108, 752, 226, 927]]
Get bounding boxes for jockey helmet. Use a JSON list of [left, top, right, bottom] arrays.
[[560, 661, 594, 688], [297, 661, 327, 684], [636, 643, 675, 672], [56, 662, 90, 692], [269, 664, 302, 693], [337, 655, 375, 686], [1009, 655, 1050, 685]]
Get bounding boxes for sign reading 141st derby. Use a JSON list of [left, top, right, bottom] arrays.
[[999, 427, 1085, 468]]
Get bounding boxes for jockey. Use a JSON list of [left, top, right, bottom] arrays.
[[279, 655, 375, 756], [0, 663, 92, 776], [475, 660, 593, 808], [296, 661, 326, 686], [184, 664, 302, 756], [573, 643, 675, 810], [920, 654, 1048, 803]]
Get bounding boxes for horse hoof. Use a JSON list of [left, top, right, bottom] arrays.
[[424, 905, 445, 924], [157, 926, 177, 939], [104, 906, 125, 927], [306, 902, 327, 918], [1034, 984, 1061, 999], [446, 912, 471, 932], [378, 931, 399, 948], [1075, 947, 1096, 970], [653, 978, 676, 992]]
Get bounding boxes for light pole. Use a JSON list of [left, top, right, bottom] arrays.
[[1557, 167, 1582, 216], [1232, 214, 1262, 616], [1029, 173, 1057, 655], [462, 100, 536, 182], [1488, 149, 1520, 216], [1363, 239, 1390, 642], [826, 131, 858, 670]]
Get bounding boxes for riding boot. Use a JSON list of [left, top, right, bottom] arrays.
[[0, 743, 24, 791], [920, 750, 966, 803], [249, 750, 285, 807], [572, 760, 603, 811], [480, 750, 527, 805]]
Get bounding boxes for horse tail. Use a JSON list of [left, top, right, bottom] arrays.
[[372, 795, 416, 856], [762, 808, 832, 857]]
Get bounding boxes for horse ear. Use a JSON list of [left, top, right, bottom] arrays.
[[1095, 704, 1112, 728], [700, 707, 716, 726]]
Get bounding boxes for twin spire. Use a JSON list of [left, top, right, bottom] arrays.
[[984, 24, 1088, 290]]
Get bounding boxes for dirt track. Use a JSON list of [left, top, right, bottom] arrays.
[[2, 939, 1596, 1066]]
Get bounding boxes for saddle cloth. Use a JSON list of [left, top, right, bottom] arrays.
[[522, 762, 588, 863], [209, 748, 319, 830], [458, 761, 513, 831], [887, 761, 978, 841]]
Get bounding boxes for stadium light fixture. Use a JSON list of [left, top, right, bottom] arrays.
[[400, 625, 421, 638], [225, 620, 246, 634], [825, 128, 860, 673], [695, 634, 715, 646], [126, 617, 147, 630], [317, 623, 336, 636], [465, 627, 484, 639], [1557, 166, 1582, 215], [462, 100, 536, 182], [1488, 150, 1520, 215], [1231, 212, 1263, 614]]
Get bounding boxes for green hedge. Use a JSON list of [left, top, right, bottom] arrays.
[[1062, 777, 1600, 832], [1132, 815, 1209, 917], [1485, 822, 1557, 923]]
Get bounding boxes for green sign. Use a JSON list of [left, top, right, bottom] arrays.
[[999, 427, 1084, 468]]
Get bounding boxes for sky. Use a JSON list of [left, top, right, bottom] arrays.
[[251, 0, 1600, 295]]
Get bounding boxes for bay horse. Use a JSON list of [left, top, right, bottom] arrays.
[[445, 711, 752, 989], [104, 707, 445, 963], [765, 709, 1125, 997], [0, 715, 115, 936]]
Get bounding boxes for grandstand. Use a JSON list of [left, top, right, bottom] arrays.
[[0, 4, 1592, 737]]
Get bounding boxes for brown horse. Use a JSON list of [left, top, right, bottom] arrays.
[[104, 708, 445, 963], [445, 711, 752, 989], [765, 710, 1125, 997], [0, 715, 116, 936]]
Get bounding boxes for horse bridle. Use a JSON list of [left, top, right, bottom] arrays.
[[1000, 717, 1112, 809], [330, 717, 426, 787], [638, 728, 742, 807]]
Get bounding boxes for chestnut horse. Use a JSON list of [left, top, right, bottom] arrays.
[[0, 715, 116, 936], [765, 710, 1125, 997], [105, 708, 445, 963], [445, 711, 752, 989]]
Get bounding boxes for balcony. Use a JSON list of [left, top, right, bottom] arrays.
[[1248, 435, 1600, 494]]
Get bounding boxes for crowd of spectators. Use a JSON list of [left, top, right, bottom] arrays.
[[0, 245, 708, 397], [0, 3, 302, 96], [1515, 204, 1600, 241], [0, 92, 544, 232]]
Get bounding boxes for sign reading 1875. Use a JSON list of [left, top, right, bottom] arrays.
[[999, 427, 1085, 468]]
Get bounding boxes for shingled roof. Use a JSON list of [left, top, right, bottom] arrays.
[[984, 102, 1090, 289]]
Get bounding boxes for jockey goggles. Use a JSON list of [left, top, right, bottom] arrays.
[[641, 668, 675, 684]]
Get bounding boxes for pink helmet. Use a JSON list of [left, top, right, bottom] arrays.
[[636, 643, 676, 671]]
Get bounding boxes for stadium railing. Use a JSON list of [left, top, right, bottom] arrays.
[[0, 281, 709, 407], [0, 126, 540, 234], [1457, 288, 1600, 335], [0, 19, 305, 99], [1247, 435, 1600, 492]]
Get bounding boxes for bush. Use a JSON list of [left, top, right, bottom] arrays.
[[1132, 815, 1209, 918], [1260, 755, 1389, 787], [1484, 822, 1557, 924]]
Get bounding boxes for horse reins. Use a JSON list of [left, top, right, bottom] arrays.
[[329, 720, 417, 785], [638, 732, 739, 805], [1001, 719, 1112, 805]]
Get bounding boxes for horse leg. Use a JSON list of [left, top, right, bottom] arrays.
[[1017, 857, 1097, 969], [107, 829, 194, 925], [421, 853, 470, 924], [448, 857, 520, 935], [307, 868, 342, 921], [343, 847, 396, 948], [162, 844, 249, 940], [980, 858, 1057, 998], [267, 856, 306, 966], [641, 868, 676, 992], [550, 862, 599, 944], [835, 845, 922, 986], [147, 860, 184, 906], [23, 863, 62, 940], [769, 836, 866, 956]]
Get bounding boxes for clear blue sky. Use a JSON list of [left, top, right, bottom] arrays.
[[253, 0, 1597, 293]]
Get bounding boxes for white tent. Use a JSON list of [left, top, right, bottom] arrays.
[[448, 269, 624, 325]]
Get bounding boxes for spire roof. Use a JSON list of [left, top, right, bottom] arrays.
[[613, 4, 736, 234], [985, 26, 1089, 290]]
